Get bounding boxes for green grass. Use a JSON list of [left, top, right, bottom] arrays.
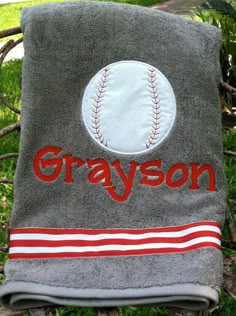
[[54, 306, 169, 316], [0, 0, 166, 41], [0, 60, 21, 156], [224, 129, 236, 231], [0, 60, 21, 273]]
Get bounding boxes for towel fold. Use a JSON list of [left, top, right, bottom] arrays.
[[0, 1, 227, 311]]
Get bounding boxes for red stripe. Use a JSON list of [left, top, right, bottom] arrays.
[[9, 242, 221, 260], [10, 221, 221, 235], [9, 231, 221, 248]]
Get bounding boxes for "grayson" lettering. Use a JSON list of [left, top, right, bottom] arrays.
[[33, 146, 217, 202]]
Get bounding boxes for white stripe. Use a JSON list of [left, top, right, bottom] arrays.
[[10, 225, 221, 241], [9, 236, 221, 254]]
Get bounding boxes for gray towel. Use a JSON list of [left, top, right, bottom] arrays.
[[0, 1, 227, 311]]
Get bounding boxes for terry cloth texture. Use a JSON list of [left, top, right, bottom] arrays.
[[0, 1, 227, 311]]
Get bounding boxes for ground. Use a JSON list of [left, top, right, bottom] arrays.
[[152, 0, 205, 15]]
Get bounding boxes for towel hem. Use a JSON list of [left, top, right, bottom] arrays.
[[0, 281, 219, 310]]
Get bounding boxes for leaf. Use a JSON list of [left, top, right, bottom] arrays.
[[200, 0, 236, 21]]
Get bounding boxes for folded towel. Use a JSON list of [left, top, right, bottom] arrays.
[[0, 1, 227, 311]]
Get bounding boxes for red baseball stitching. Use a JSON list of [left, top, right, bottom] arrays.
[[145, 68, 161, 149], [91, 68, 110, 147]]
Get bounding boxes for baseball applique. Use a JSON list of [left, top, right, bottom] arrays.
[[82, 61, 176, 155]]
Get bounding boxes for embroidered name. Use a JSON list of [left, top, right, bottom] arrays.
[[33, 146, 217, 202]]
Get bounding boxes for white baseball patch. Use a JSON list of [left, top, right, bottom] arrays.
[[82, 60, 176, 155]]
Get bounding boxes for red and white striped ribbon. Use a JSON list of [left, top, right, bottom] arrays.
[[9, 221, 221, 259]]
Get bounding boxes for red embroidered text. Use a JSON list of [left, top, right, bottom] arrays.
[[34, 146, 217, 202]]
